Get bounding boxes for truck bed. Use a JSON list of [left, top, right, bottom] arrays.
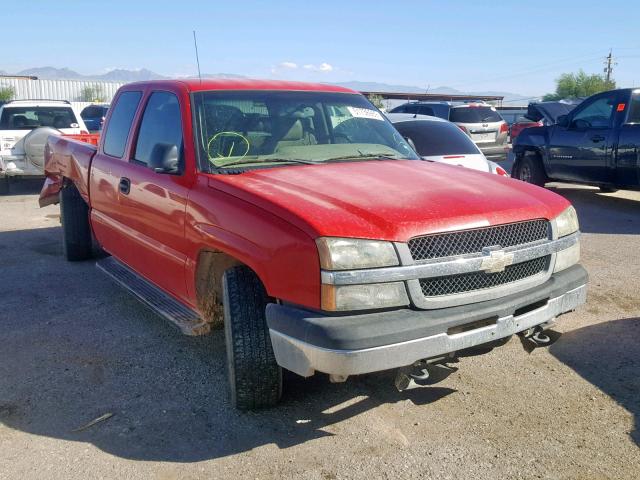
[[39, 135, 98, 207]]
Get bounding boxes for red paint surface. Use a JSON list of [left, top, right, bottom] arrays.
[[41, 79, 572, 312]]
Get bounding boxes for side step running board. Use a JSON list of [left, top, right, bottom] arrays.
[[96, 256, 210, 336]]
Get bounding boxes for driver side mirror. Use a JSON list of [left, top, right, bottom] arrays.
[[149, 143, 181, 174], [556, 115, 569, 127]]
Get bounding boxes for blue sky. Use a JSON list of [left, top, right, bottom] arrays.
[[4, 1, 640, 96]]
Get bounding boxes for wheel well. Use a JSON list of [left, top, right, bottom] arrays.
[[194, 250, 243, 325], [514, 148, 546, 175]]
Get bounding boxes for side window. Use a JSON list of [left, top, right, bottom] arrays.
[[134, 92, 183, 167], [404, 104, 419, 114], [627, 94, 640, 124], [103, 91, 142, 158], [571, 95, 616, 129]]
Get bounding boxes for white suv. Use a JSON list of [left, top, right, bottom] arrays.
[[0, 100, 87, 193]]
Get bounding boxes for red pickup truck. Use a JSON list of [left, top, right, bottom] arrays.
[[40, 79, 587, 409]]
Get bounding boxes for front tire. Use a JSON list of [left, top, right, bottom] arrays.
[[60, 184, 92, 261], [514, 153, 546, 187], [223, 266, 282, 410]]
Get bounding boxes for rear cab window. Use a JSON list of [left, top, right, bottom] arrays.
[[626, 92, 640, 124], [103, 91, 142, 158], [449, 106, 503, 123], [394, 121, 480, 156]]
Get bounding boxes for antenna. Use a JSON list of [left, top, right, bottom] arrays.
[[193, 30, 202, 83]]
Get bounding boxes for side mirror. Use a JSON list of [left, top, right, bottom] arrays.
[[556, 115, 569, 127], [149, 143, 180, 174]]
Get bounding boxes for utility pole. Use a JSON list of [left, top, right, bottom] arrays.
[[604, 49, 617, 83]]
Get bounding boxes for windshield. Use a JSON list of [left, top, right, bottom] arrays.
[[193, 91, 419, 171], [0, 106, 79, 130]]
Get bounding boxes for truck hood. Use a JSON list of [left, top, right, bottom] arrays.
[[209, 160, 569, 241]]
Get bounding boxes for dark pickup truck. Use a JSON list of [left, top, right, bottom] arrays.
[[512, 88, 640, 192]]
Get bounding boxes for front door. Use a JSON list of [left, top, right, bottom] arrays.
[[91, 89, 190, 300], [547, 91, 619, 183]]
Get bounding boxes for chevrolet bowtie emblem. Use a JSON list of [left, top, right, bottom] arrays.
[[480, 247, 514, 273]]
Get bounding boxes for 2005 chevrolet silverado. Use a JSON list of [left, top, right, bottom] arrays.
[[40, 79, 588, 409]]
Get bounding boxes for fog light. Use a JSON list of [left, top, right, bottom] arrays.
[[321, 282, 409, 311]]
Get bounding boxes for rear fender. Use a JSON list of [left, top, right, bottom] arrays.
[[39, 136, 97, 207]]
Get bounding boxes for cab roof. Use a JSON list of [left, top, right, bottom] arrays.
[[125, 78, 359, 94]]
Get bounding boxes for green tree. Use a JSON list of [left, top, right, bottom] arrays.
[[0, 85, 15, 102], [367, 93, 386, 110], [79, 85, 105, 102], [543, 70, 616, 101]]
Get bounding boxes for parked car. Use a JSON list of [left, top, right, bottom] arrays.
[[513, 88, 640, 192], [80, 103, 109, 132], [0, 99, 87, 193], [510, 100, 580, 141], [41, 79, 587, 410], [386, 113, 508, 175], [496, 108, 528, 126], [390, 101, 509, 160]]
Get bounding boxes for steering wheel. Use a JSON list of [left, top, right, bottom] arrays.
[[207, 131, 250, 161]]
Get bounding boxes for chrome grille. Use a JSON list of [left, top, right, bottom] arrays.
[[419, 256, 549, 297], [408, 220, 550, 261]]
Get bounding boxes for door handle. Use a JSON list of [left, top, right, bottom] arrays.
[[119, 177, 131, 195], [590, 135, 606, 143]]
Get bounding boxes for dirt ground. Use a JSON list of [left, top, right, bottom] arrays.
[[1, 179, 638, 480]]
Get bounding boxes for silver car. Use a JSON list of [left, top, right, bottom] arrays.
[[389, 102, 509, 160], [386, 113, 508, 176]]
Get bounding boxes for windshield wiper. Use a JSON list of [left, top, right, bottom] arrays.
[[215, 157, 318, 168], [323, 152, 403, 162]]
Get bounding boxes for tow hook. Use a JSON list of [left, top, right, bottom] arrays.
[[518, 324, 561, 352], [394, 355, 458, 391]]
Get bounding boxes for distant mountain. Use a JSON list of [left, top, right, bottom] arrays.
[[336, 81, 534, 104], [16, 67, 85, 80], [96, 68, 166, 82], [1, 66, 249, 83], [1, 67, 536, 103], [335, 81, 426, 94]]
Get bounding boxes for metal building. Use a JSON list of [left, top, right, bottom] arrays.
[[0, 76, 125, 103]]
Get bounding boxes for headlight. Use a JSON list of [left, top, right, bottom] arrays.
[[316, 237, 399, 270], [553, 206, 579, 238], [554, 242, 580, 272], [321, 283, 409, 311]]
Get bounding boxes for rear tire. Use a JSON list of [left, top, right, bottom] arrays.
[[223, 266, 282, 410], [599, 186, 618, 193], [60, 184, 92, 261], [514, 153, 546, 187]]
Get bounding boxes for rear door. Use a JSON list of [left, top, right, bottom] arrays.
[[547, 91, 619, 183]]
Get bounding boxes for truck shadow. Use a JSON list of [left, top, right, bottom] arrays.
[[0, 177, 44, 196], [0, 226, 455, 463], [548, 317, 640, 447], [547, 185, 640, 235]]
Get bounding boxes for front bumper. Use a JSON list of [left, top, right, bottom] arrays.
[[266, 265, 587, 377]]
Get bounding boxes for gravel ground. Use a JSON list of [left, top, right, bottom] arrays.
[[0, 178, 638, 480]]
